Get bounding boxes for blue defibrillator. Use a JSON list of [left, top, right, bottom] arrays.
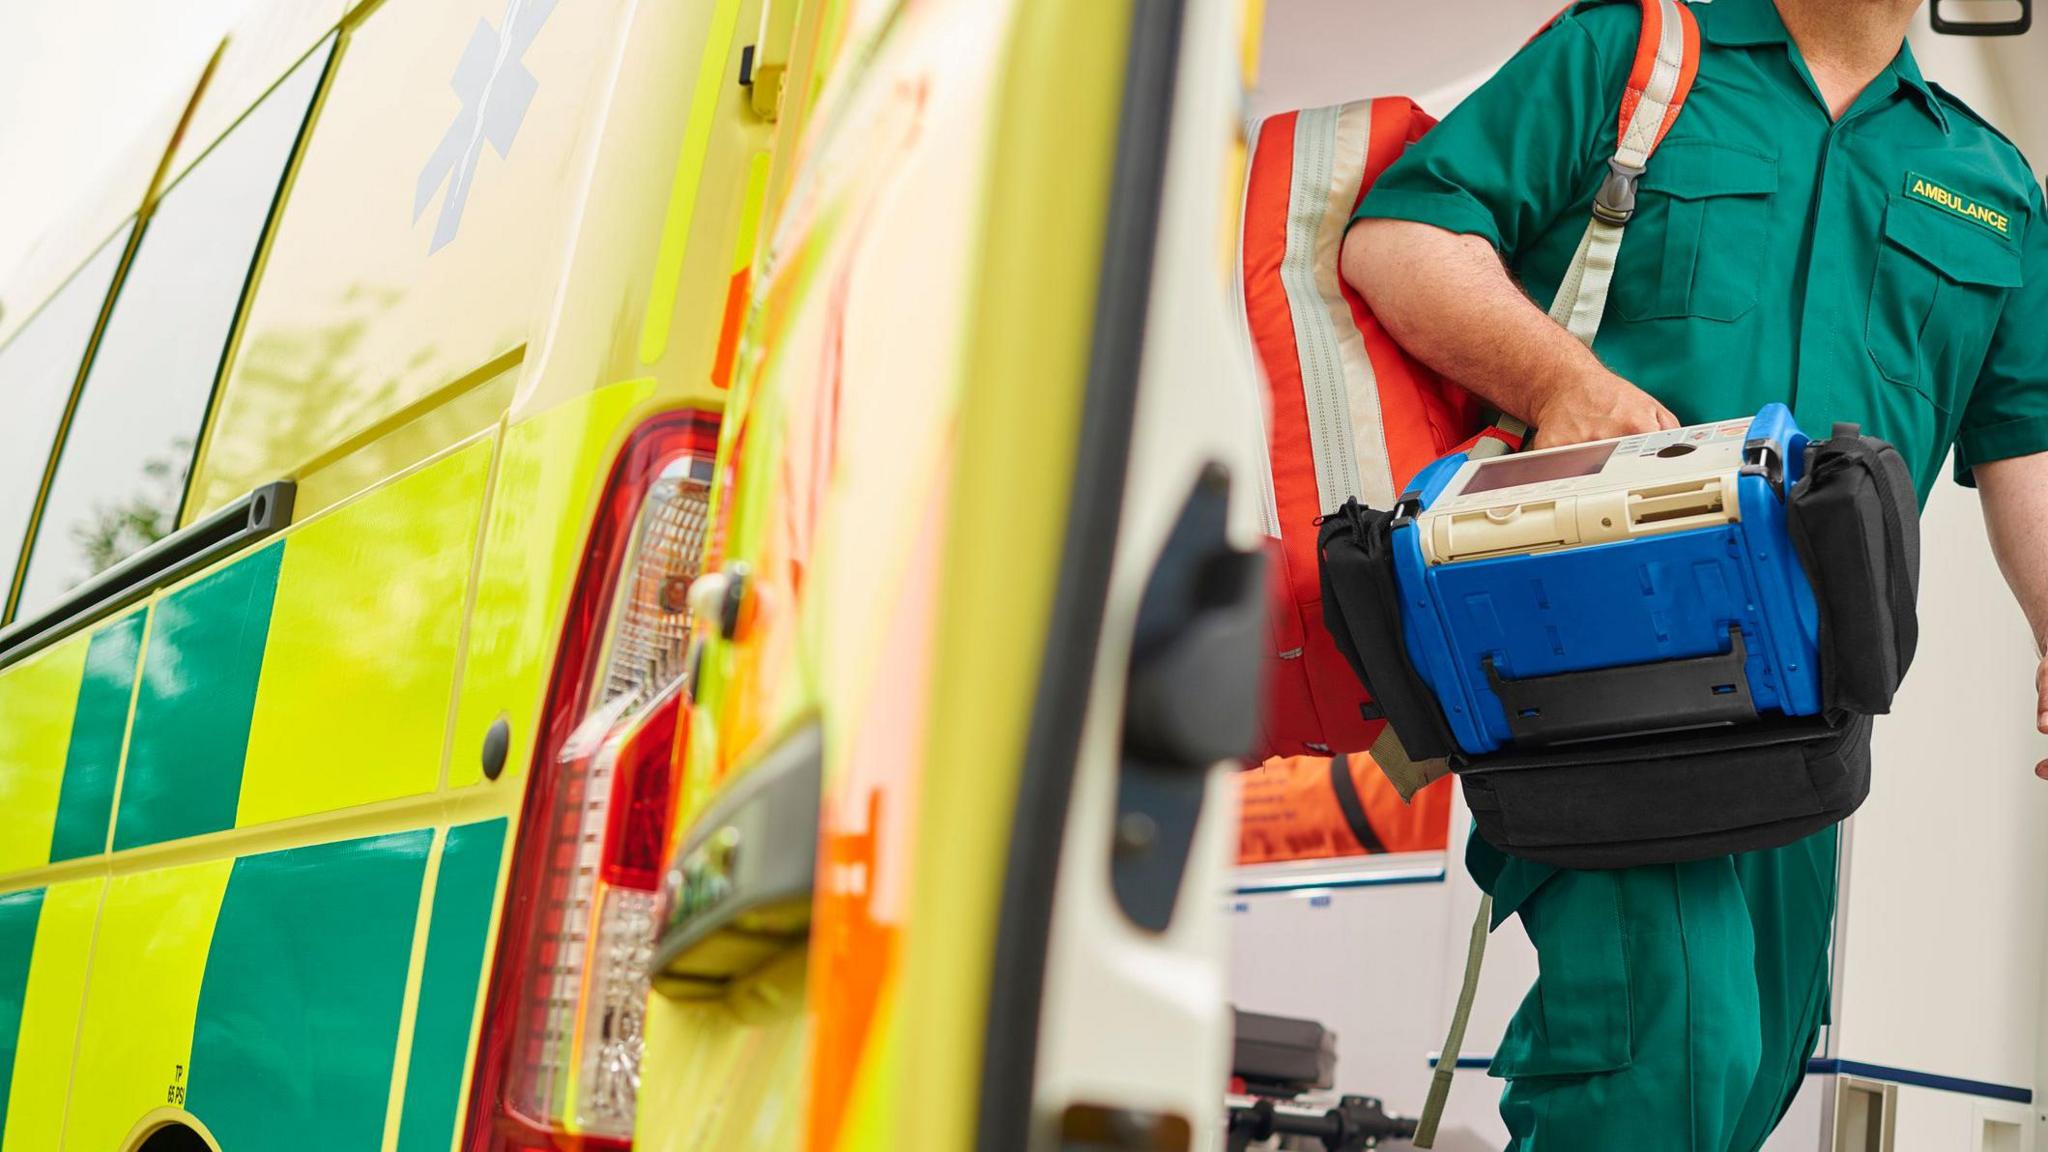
[[1388, 404, 1823, 755]]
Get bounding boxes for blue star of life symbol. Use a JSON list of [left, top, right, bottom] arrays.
[[414, 0, 559, 252]]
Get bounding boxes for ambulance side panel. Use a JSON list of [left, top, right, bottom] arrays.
[[0, 0, 766, 1145]]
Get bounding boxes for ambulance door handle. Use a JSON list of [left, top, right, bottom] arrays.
[[1122, 464, 1265, 768], [650, 722, 821, 1000], [1113, 463, 1264, 933]]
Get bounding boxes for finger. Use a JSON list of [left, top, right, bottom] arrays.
[[2036, 758, 2048, 781], [1657, 406, 1681, 431], [2036, 660, 2048, 732]]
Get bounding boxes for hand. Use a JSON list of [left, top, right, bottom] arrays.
[[1527, 370, 1680, 450], [2035, 652, 2048, 779]]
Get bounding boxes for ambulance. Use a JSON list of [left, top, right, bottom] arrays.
[[631, 0, 2048, 1149], [0, 0, 1262, 1146], [3, 0, 2042, 1150]]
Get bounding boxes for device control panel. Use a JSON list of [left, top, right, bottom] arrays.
[[1417, 417, 1755, 565]]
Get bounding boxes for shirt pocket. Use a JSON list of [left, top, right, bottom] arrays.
[[1866, 195, 2024, 407], [1613, 142, 1779, 323]]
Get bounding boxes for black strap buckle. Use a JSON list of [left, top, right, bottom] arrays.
[[1391, 494, 1423, 527], [1592, 157, 1644, 226], [1741, 438, 1785, 501]]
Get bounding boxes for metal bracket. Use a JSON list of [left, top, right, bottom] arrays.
[[1485, 625, 1758, 746]]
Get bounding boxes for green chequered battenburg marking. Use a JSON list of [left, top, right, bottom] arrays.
[[115, 541, 283, 850], [186, 829, 430, 1151], [49, 614, 146, 861], [0, 888, 46, 1135], [396, 819, 508, 1152]]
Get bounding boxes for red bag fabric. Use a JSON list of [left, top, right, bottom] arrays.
[[1240, 0, 1700, 765], [1239, 97, 1495, 762]]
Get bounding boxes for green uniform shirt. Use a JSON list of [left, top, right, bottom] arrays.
[[1355, 0, 2048, 921]]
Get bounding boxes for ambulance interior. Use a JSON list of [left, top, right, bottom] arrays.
[[1225, 3, 2048, 1149]]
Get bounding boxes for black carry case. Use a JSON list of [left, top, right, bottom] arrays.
[[1788, 423, 1922, 715], [1231, 1007, 1337, 1096], [1316, 423, 1920, 869]]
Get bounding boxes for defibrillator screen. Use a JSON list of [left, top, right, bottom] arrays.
[[1462, 441, 1617, 495]]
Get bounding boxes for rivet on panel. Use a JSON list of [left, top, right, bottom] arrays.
[[482, 716, 511, 781]]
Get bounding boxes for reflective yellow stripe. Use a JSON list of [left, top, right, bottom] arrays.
[[893, 0, 1133, 1143], [0, 636, 91, 877], [637, 0, 749, 365], [236, 437, 494, 828], [64, 859, 233, 1152], [733, 151, 772, 280], [2, 878, 102, 1152], [449, 379, 657, 791]]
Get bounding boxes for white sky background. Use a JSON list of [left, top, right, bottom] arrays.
[[0, 0, 257, 290]]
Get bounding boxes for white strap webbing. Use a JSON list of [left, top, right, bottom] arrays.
[[1547, 0, 1688, 349], [1548, 215, 1627, 345]]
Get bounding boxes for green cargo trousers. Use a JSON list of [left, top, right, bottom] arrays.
[[1491, 826, 1838, 1151]]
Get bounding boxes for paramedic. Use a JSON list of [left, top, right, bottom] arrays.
[[1341, 0, 2048, 1147]]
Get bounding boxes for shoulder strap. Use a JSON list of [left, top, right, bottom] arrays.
[[1548, 0, 1701, 345]]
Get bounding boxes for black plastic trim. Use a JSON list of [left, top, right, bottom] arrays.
[[650, 722, 821, 998], [1930, 0, 2031, 35], [1742, 437, 1784, 500], [0, 480, 294, 670], [1483, 625, 1758, 747], [975, 0, 1186, 1145]]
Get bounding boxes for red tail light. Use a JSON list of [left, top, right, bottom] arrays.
[[466, 411, 718, 1150]]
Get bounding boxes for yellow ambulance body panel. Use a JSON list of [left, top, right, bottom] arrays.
[[0, 0, 772, 1145], [639, 0, 1254, 1147], [0, 0, 1254, 1146]]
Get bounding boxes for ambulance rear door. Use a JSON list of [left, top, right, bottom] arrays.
[[964, 0, 1267, 1145], [643, 0, 1263, 1146]]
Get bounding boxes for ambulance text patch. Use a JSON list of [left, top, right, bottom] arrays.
[[1905, 172, 2011, 237]]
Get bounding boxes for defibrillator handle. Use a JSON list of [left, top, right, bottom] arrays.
[[1741, 438, 1786, 501], [1930, 0, 2031, 36]]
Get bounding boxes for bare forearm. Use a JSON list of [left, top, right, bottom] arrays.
[[1978, 453, 2048, 651], [1975, 453, 2048, 774], [1340, 219, 1675, 447], [1341, 219, 1599, 423]]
